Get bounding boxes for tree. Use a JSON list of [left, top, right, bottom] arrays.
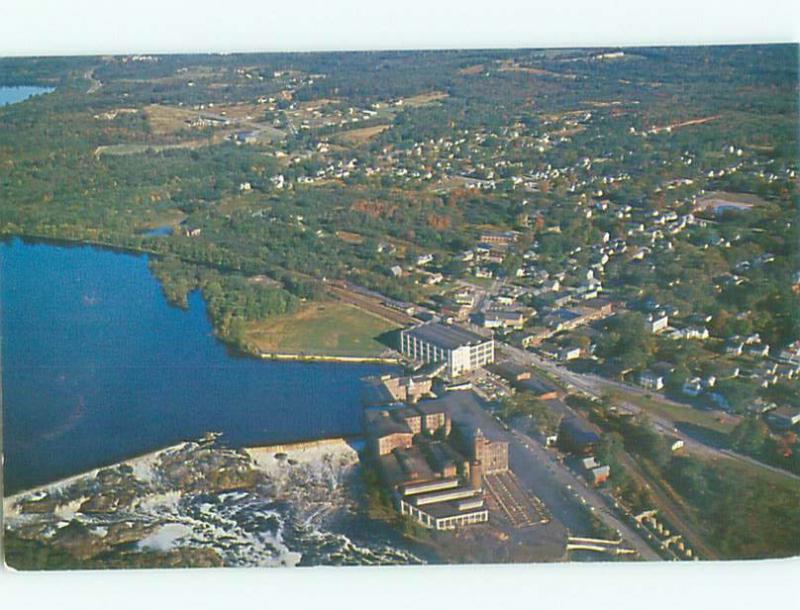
[[729, 416, 769, 456]]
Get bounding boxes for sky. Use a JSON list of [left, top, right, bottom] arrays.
[[0, 0, 799, 56]]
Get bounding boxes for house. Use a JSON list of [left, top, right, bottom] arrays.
[[479, 310, 526, 330], [645, 313, 669, 334], [453, 290, 475, 306], [766, 406, 800, 431], [745, 343, 770, 358], [390, 265, 404, 278], [510, 327, 553, 348], [588, 464, 610, 486], [668, 437, 685, 452], [415, 253, 434, 266], [557, 417, 601, 454], [422, 272, 444, 285], [673, 326, 709, 340], [778, 340, 800, 364], [579, 456, 610, 485], [558, 346, 582, 362], [682, 377, 703, 397], [479, 230, 518, 248], [724, 337, 745, 355], [639, 370, 664, 391], [234, 130, 260, 144], [488, 361, 531, 383]]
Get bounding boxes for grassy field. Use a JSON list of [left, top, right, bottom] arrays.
[[95, 141, 208, 156], [334, 124, 391, 145], [401, 91, 449, 106], [244, 301, 400, 357], [335, 230, 365, 244], [144, 104, 203, 135], [608, 389, 737, 435], [667, 452, 800, 559]]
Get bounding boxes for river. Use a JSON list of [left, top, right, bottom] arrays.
[[0, 85, 53, 107], [1, 238, 395, 493]]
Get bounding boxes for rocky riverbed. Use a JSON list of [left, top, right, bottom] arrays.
[[4, 435, 424, 569]]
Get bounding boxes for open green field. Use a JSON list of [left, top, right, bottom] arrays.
[[607, 389, 737, 435], [244, 301, 400, 357]]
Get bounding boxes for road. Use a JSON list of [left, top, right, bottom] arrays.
[[450, 393, 662, 560], [501, 343, 800, 484], [505, 424, 662, 560], [84, 67, 102, 94]]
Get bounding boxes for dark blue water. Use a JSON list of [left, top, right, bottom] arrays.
[[0, 86, 53, 107], [1, 238, 393, 494]]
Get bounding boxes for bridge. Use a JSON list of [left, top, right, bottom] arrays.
[[566, 536, 637, 556]]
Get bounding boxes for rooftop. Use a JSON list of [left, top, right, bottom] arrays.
[[364, 409, 412, 438], [419, 392, 508, 443], [488, 360, 530, 380], [403, 322, 491, 350]]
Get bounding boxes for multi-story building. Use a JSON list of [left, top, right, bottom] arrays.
[[465, 427, 509, 474], [400, 322, 494, 378], [363, 410, 414, 456], [364, 401, 488, 531], [479, 230, 518, 248]]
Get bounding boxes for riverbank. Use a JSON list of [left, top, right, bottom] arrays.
[[258, 351, 399, 364], [4, 434, 425, 569], [2, 232, 405, 362], [2, 238, 398, 493], [3, 439, 197, 512]]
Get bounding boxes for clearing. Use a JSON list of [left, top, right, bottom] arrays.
[[334, 124, 391, 145], [401, 91, 449, 107], [335, 230, 365, 244], [244, 301, 400, 357], [695, 191, 767, 215], [607, 388, 737, 435]]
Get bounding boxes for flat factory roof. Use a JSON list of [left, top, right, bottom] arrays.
[[403, 322, 491, 351]]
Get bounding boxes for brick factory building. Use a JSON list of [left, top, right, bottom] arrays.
[[362, 374, 434, 406], [469, 428, 509, 474], [364, 401, 489, 530]]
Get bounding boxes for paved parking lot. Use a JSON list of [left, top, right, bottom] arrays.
[[484, 471, 550, 529]]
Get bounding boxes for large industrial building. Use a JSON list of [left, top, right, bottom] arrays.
[[364, 401, 489, 530], [362, 373, 433, 406], [400, 322, 494, 378], [363, 390, 518, 531]]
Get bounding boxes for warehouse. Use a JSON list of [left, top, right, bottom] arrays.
[[400, 322, 494, 378]]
